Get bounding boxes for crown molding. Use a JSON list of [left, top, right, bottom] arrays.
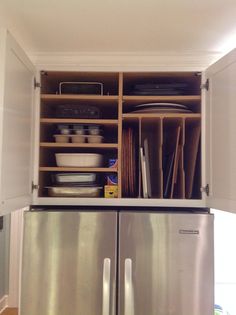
[[29, 51, 222, 72]]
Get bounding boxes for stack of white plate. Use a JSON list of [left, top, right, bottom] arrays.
[[131, 103, 192, 113]]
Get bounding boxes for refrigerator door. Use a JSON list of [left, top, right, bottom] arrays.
[[119, 212, 214, 315], [21, 211, 117, 315]]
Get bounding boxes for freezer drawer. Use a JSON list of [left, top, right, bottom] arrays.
[[119, 212, 214, 315], [21, 211, 117, 315]]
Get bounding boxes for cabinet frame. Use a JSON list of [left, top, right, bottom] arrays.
[[1, 29, 236, 214], [32, 70, 206, 207]]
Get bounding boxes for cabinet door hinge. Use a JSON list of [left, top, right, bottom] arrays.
[[34, 78, 41, 89], [32, 182, 39, 192], [201, 184, 209, 196], [200, 79, 209, 91], [0, 216, 3, 231]]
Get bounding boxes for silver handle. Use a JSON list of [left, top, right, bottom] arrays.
[[124, 258, 134, 315], [103, 258, 111, 315]]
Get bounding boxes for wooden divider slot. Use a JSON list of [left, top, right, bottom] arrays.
[[162, 118, 184, 199], [121, 120, 139, 198], [173, 119, 185, 199], [184, 117, 201, 199], [140, 118, 162, 198]]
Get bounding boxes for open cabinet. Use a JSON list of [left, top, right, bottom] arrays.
[[37, 70, 202, 204], [1, 29, 236, 214]]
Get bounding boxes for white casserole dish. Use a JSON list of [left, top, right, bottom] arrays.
[[55, 153, 103, 167], [54, 173, 97, 184], [47, 186, 102, 197]]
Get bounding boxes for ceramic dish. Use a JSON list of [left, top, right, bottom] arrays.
[[47, 186, 102, 197], [55, 153, 103, 167], [54, 135, 70, 143], [53, 173, 97, 184]]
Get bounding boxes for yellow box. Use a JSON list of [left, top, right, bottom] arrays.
[[104, 185, 118, 198]]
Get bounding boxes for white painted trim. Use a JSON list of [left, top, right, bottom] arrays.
[[0, 295, 8, 313], [0, 29, 7, 213], [8, 209, 25, 308], [33, 197, 206, 208], [30, 51, 221, 72], [201, 71, 207, 205]]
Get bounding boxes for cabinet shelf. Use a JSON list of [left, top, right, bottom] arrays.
[[123, 113, 201, 119], [40, 142, 118, 149], [41, 94, 119, 102], [123, 95, 201, 104], [40, 118, 118, 125], [39, 167, 118, 172]]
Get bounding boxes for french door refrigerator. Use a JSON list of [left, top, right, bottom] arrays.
[[20, 211, 214, 315]]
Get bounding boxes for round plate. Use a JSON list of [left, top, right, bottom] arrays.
[[132, 108, 192, 113], [134, 102, 189, 109]]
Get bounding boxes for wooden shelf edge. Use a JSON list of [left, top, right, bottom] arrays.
[[41, 94, 119, 101], [123, 95, 201, 101], [122, 113, 201, 119], [40, 118, 119, 124], [40, 142, 118, 148], [39, 167, 118, 172]]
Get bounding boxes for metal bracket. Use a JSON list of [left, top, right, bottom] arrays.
[[0, 216, 3, 230], [32, 182, 40, 192], [201, 184, 209, 196], [34, 78, 41, 89], [200, 79, 209, 91]]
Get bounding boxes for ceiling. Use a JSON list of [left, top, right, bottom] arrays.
[[0, 0, 236, 58]]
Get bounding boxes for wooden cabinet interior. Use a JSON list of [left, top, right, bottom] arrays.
[[39, 71, 202, 200]]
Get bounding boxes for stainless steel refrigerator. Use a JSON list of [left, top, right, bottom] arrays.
[[20, 211, 214, 315]]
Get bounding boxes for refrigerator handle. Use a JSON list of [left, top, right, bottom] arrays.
[[103, 258, 111, 315], [124, 258, 134, 315]]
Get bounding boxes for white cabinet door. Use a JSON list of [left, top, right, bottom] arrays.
[[0, 29, 35, 216], [205, 49, 236, 213]]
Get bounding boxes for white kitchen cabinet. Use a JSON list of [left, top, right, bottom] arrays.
[[1, 29, 236, 215]]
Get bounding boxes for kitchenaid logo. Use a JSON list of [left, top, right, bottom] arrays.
[[179, 229, 199, 235]]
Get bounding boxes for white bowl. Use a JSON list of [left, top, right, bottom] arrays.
[[87, 135, 104, 143], [55, 153, 103, 167], [53, 135, 70, 143], [70, 135, 86, 143]]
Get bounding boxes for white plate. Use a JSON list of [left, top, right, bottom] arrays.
[[132, 108, 192, 113], [134, 102, 189, 109]]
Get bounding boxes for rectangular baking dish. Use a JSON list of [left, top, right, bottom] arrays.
[[47, 186, 103, 197], [59, 82, 103, 95], [53, 173, 97, 184], [55, 153, 103, 167]]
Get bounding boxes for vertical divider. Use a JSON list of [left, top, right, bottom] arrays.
[[118, 72, 123, 198]]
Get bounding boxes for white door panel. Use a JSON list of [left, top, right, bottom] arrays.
[[0, 30, 35, 216], [206, 48, 236, 213]]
